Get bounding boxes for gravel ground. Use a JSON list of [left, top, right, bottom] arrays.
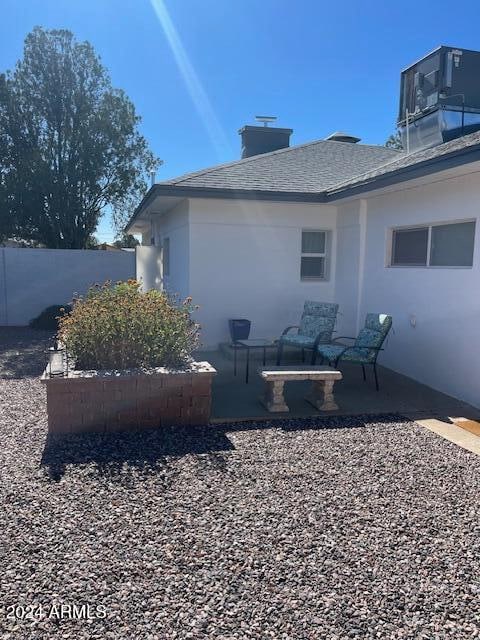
[[0, 327, 53, 379], [1, 331, 479, 639]]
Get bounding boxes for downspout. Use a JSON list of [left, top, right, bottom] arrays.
[[355, 199, 368, 333]]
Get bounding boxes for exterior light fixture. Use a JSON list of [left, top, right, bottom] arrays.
[[47, 342, 66, 378]]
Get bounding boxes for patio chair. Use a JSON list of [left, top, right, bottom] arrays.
[[276, 301, 339, 366], [314, 313, 392, 391]]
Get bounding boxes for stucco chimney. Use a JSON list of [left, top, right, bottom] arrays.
[[239, 117, 293, 158]]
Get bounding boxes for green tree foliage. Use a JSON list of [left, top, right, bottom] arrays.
[[0, 27, 158, 247], [113, 233, 140, 249], [385, 131, 403, 150]]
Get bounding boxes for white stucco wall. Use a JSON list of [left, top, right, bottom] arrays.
[[153, 199, 190, 300], [0, 247, 135, 326], [136, 246, 162, 291], [356, 170, 480, 408], [334, 199, 366, 337], [187, 198, 337, 348]]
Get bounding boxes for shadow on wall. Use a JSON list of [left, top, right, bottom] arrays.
[[40, 413, 407, 482]]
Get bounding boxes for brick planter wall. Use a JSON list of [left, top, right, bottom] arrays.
[[41, 362, 216, 434]]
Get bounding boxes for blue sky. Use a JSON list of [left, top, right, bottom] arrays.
[[1, 0, 480, 241]]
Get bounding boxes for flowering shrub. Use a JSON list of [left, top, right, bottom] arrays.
[[58, 280, 199, 370]]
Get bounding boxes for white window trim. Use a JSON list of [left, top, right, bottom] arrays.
[[387, 218, 476, 269], [300, 229, 330, 281]]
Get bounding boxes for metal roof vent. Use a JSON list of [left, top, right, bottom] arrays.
[[325, 131, 361, 143]]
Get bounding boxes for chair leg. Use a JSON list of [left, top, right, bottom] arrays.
[[301, 348, 305, 363], [311, 348, 317, 365], [361, 364, 366, 381], [276, 342, 283, 366], [373, 363, 379, 391]]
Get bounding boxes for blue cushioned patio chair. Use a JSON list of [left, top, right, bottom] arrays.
[[314, 313, 392, 391], [276, 301, 339, 366]]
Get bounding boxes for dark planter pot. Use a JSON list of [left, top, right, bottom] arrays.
[[228, 319, 251, 344], [41, 361, 216, 434]]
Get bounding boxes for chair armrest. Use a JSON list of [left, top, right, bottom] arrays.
[[340, 343, 385, 352], [281, 325, 300, 336], [331, 337, 385, 352]]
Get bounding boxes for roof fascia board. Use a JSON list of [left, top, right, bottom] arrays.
[[151, 184, 327, 202]]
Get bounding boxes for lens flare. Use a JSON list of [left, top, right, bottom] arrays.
[[150, 0, 230, 159]]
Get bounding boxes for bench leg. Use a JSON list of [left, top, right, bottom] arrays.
[[261, 380, 289, 413], [305, 379, 339, 411]]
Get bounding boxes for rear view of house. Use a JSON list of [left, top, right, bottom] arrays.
[[128, 46, 480, 409]]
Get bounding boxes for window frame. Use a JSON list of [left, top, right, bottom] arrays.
[[300, 229, 330, 281], [388, 219, 476, 269]]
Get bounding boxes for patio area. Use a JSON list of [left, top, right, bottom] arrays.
[[0, 327, 477, 426], [203, 345, 478, 423]]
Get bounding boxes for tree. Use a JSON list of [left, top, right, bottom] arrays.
[[113, 233, 140, 249], [0, 27, 158, 248], [385, 131, 403, 150], [85, 235, 99, 249]]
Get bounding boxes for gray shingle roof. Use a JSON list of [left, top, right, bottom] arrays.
[[126, 130, 480, 232], [159, 139, 401, 193], [327, 130, 480, 195]]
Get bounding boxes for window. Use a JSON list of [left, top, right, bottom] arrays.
[[301, 230, 328, 280], [430, 222, 475, 266], [390, 221, 475, 267], [392, 227, 429, 266], [162, 237, 170, 276]]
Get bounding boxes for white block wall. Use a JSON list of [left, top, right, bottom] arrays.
[[0, 248, 135, 326]]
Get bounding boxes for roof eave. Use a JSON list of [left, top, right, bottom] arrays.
[[124, 186, 158, 234], [125, 184, 327, 232], [326, 142, 480, 202]]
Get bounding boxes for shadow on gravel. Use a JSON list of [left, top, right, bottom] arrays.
[[41, 425, 235, 482], [41, 414, 409, 481], [222, 412, 409, 433], [0, 328, 53, 379]]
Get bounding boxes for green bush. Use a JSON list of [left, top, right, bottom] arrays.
[[30, 304, 72, 330], [58, 280, 199, 370]]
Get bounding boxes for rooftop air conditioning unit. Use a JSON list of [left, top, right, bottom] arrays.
[[398, 46, 480, 152]]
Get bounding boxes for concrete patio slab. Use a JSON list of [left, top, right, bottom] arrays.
[[200, 348, 479, 423]]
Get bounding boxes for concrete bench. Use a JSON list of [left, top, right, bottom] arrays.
[[259, 365, 343, 413]]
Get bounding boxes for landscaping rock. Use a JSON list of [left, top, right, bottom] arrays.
[[0, 330, 479, 638]]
